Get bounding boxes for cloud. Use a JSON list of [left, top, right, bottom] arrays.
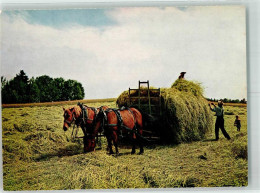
[[1, 6, 246, 99]]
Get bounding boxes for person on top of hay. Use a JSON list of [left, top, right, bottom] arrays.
[[234, 115, 241, 131], [208, 101, 231, 141], [178, 72, 186, 79]]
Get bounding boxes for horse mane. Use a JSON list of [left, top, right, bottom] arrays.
[[71, 105, 82, 117]]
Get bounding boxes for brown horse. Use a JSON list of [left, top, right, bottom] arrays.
[[94, 107, 144, 155], [63, 103, 108, 152]]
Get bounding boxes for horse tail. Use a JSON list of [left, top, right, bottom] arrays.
[[128, 107, 145, 154], [131, 108, 157, 129], [129, 108, 156, 134]]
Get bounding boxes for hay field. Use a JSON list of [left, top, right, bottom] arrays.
[[2, 99, 247, 190]]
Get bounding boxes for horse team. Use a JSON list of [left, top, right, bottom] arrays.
[[63, 103, 144, 155]]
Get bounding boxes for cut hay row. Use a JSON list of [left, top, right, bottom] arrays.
[[117, 79, 214, 144]]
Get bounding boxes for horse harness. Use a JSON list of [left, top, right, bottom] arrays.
[[104, 107, 138, 135], [69, 104, 108, 144], [76, 103, 97, 124], [71, 103, 98, 137]]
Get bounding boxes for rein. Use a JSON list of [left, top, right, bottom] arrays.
[[71, 122, 79, 141], [65, 104, 106, 143]]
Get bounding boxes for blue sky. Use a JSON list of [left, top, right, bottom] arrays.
[[1, 6, 247, 100], [3, 9, 117, 28]]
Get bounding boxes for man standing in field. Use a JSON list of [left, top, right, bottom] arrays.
[[209, 101, 231, 141]]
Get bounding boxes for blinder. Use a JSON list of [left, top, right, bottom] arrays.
[[63, 111, 75, 127]]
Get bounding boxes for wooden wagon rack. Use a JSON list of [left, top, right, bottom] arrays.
[[128, 80, 162, 116], [128, 81, 162, 143]]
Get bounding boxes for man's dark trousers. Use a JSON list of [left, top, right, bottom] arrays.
[[215, 116, 231, 140]]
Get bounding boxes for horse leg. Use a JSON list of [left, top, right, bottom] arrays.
[[95, 133, 101, 148], [136, 123, 144, 154], [112, 131, 119, 155], [106, 135, 114, 154], [138, 136, 144, 154], [131, 134, 136, 154], [83, 136, 88, 153]]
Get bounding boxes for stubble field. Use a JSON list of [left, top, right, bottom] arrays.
[[1, 99, 248, 190]]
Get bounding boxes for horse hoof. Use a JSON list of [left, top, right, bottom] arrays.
[[139, 152, 144, 155], [131, 151, 136, 155], [113, 152, 120, 157]]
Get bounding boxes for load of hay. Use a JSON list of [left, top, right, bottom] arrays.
[[117, 79, 214, 144], [116, 86, 160, 108], [161, 79, 214, 143]]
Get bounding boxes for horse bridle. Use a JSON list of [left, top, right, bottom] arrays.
[[64, 111, 76, 126]]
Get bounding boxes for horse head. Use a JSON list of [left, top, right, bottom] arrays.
[[97, 107, 107, 121], [63, 107, 77, 131]]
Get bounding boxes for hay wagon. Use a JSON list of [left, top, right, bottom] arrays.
[[124, 80, 163, 143], [117, 79, 214, 144]]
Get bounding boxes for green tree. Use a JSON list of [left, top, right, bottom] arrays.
[[28, 77, 40, 102], [2, 71, 85, 103], [63, 80, 84, 101], [240, 98, 247, 103], [73, 81, 85, 100], [52, 77, 65, 101], [13, 70, 29, 103], [1, 76, 7, 90], [1, 70, 30, 103], [35, 75, 54, 102]]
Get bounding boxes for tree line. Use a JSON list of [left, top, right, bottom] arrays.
[[1, 70, 85, 104], [207, 98, 247, 104]]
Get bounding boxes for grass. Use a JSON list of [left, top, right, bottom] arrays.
[[2, 99, 248, 190]]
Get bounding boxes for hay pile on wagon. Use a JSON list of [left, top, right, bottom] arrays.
[[116, 86, 160, 107], [117, 79, 214, 144]]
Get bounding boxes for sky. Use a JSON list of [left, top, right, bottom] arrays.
[[1, 6, 247, 100]]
